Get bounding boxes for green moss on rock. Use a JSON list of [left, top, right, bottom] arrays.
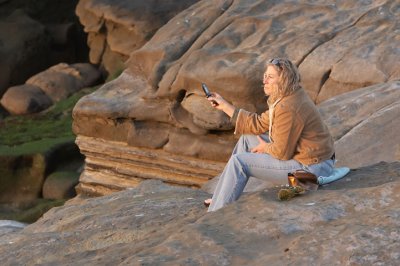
[[0, 199, 65, 223], [0, 87, 96, 204], [0, 87, 97, 147]]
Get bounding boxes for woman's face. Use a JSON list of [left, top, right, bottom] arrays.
[[263, 66, 280, 96]]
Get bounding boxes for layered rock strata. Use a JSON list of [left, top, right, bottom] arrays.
[[75, 135, 226, 196]]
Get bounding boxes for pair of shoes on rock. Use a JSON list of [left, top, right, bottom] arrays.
[[204, 198, 212, 207]]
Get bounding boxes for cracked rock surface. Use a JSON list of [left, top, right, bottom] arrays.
[[1, 162, 399, 265]]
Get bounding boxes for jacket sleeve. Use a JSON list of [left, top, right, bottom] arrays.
[[263, 105, 304, 160], [234, 109, 270, 135]]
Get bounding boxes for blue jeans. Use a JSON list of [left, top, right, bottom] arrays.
[[208, 134, 334, 212]]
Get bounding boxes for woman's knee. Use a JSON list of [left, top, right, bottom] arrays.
[[230, 154, 249, 177]]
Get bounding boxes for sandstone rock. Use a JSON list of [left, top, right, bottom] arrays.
[[76, 0, 200, 74], [0, 9, 51, 95], [0, 162, 399, 265], [42, 171, 80, 200], [71, 63, 102, 87], [300, 2, 400, 103], [27, 70, 81, 103], [0, 139, 82, 204], [1, 63, 101, 115], [74, 135, 227, 197], [319, 81, 400, 168], [26, 63, 100, 103], [73, 0, 400, 194], [0, 220, 27, 237], [46, 23, 76, 46], [0, 153, 47, 203], [0, 84, 52, 115]]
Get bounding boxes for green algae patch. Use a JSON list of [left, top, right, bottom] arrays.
[[0, 87, 97, 147], [0, 87, 97, 204], [0, 137, 75, 156], [0, 198, 66, 224]]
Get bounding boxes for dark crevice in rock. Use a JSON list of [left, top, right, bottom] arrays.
[[114, 117, 127, 125], [316, 68, 332, 98], [175, 89, 187, 103]]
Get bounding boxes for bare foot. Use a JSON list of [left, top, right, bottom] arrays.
[[204, 198, 212, 207]]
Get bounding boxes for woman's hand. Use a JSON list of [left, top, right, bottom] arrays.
[[251, 136, 269, 153], [207, 92, 236, 118], [207, 93, 225, 110]]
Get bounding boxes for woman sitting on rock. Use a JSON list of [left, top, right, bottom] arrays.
[[205, 58, 335, 212]]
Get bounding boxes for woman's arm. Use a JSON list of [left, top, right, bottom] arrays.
[[207, 93, 235, 117], [207, 92, 270, 135]]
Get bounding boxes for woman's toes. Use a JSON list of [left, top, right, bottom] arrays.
[[204, 198, 212, 207]]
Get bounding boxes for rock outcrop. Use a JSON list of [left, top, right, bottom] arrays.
[[319, 80, 400, 169], [73, 0, 400, 195], [0, 0, 88, 97], [0, 10, 51, 96], [75, 0, 200, 75], [0, 140, 82, 203], [0, 162, 399, 265]]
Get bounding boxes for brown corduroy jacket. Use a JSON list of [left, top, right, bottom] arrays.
[[233, 88, 334, 166]]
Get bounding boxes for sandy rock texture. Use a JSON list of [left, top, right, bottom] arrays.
[[73, 0, 400, 195], [319, 80, 400, 169], [76, 0, 200, 75], [0, 162, 399, 265]]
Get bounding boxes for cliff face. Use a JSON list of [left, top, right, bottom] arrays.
[[1, 162, 399, 265], [72, 0, 400, 195], [75, 0, 200, 75]]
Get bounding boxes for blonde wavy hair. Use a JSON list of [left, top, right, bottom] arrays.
[[266, 58, 301, 102]]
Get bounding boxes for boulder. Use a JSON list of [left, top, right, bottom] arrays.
[[71, 63, 103, 87], [76, 0, 201, 75], [0, 0, 89, 96], [0, 162, 399, 265], [42, 171, 80, 200], [0, 153, 47, 203], [1, 63, 101, 115], [0, 139, 82, 204], [0, 9, 51, 96], [26, 63, 101, 102], [0, 84, 52, 115]]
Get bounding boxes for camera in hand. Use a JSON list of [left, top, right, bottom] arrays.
[[201, 83, 218, 105]]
